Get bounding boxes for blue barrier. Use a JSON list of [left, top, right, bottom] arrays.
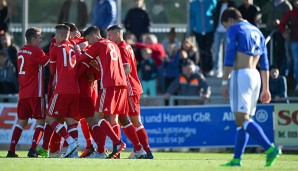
[[121, 105, 274, 148]]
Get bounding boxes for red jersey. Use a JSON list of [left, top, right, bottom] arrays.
[[50, 40, 79, 94], [118, 41, 143, 96], [17, 45, 49, 99], [135, 42, 166, 67], [83, 38, 127, 88]]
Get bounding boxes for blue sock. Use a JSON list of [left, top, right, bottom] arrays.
[[233, 127, 249, 159], [243, 120, 271, 151]]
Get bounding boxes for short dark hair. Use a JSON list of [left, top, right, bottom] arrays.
[[63, 22, 78, 32], [83, 26, 101, 37], [269, 65, 279, 71], [55, 24, 70, 31], [221, 7, 242, 23], [182, 59, 195, 67], [25, 27, 41, 42], [107, 24, 123, 32]]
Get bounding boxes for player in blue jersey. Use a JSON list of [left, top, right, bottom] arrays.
[[220, 8, 279, 167]]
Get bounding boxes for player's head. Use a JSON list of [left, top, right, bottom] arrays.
[[107, 24, 124, 43], [25, 27, 42, 47], [83, 26, 101, 45], [63, 22, 80, 38], [221, 7, 243, 29], [54, 24, 70, 43]]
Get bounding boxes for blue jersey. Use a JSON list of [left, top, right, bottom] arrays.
[[224, 20, 269, 70]]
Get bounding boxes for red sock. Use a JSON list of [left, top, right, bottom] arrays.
[[136, 125, 151, 153], [9, 125, 23, 153], [51, 120, 70, 140], [49, 132, 62, 153], [112, 124, 121, 139], [92, 125, 107, 153], [123, 123, 142, 151], [80, 119, 93, 147], [31, 125, 44, 151], [98, 119, 120, 146], [42, 124, 54, 150]]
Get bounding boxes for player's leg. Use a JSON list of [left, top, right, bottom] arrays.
[[7, 119, 28, 157], [130, 116, 153, 159], [79, 118, 95, 158], [28, 97, 46, 157], [128, 94, 153, 159], [28, 119, 45, 157], [118, 115, 145, 159], [7, 99, 30, 157]]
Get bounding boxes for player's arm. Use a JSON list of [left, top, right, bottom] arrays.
[[121, 49, 131, 74], [259, 43, 271, 104], [222, 28, 236, 99], [49, 48, 57, 75]]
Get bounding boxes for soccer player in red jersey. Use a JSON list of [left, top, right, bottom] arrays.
[[39, 24, 79, 158], [108, 25, 154, 159], [46, 22, 96, 158], [6, 28, 50, 158], [75, 26, 143, 159]]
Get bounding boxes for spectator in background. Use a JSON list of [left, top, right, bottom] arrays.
[[0, 32, 19, 75], [163, 43, 180, 105], [0, 50, 18, 96], [57, 0, 88, 30], [135, 34, 166, 93], [178, 37, 199, 71], [269, 65, 288, 103], [238, 0, 261, 26], [164, 43, 180, 92], [189, 0, 217, 76], [262, 0, 292, 76], [279, 0, 298, 91], [164, 59, 211, 105], [0, 0, 9, 33], [92, 0, 116, 38], [162, 27, 181, 56], [124, 0, 150, 41], [139, 48, 157, 97], [150, 0, 168, 23], [212, 0, 237, 78]]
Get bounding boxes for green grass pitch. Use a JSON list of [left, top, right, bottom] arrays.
[[0, 151, 297, 171]]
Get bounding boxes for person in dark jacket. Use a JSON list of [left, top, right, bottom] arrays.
[[269, 65, 288, 103], [139, 48, 157, 96], [164, 59, 211, 105], [0, 50, 18, 95], [238, 0, 261, 26], [124, 0, 150, 41]]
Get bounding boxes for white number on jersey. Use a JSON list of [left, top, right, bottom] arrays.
[[251, 31, 261, 54], [18, 55, 26, 75], [62, 48, 76, 67], [108, 43, 119, 61]]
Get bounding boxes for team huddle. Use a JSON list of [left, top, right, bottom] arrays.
[[6, 23, 153, 159]]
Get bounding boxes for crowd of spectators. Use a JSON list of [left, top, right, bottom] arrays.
[[1, 0, 298, 105]]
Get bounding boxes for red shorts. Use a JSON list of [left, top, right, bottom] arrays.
[[128, 94, 141, 116], [17, 97, 46, 120], [47, 94, 79, 118], [78, 97, 95, 119], [96, 87, 128, 115]]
